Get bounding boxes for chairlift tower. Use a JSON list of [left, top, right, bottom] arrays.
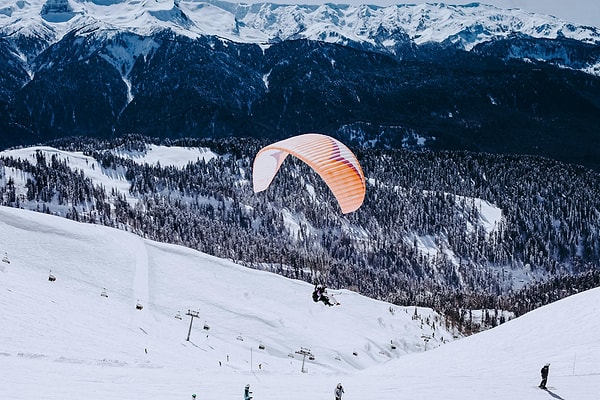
[[186, 309, 200, 341], [295, 347, 314, 373]]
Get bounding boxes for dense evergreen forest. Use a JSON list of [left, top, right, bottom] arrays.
[[1, 135, 599, 333]]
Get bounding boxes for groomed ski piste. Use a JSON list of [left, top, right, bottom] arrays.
[[0, 205, 599, 399]]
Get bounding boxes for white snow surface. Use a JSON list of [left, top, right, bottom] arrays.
[[112, 145, 218, 168], [0, 205, 599, 399]]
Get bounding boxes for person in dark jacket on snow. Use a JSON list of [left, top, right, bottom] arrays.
[[539, 363, 550, 389], [312, 284, 334, 306], [244, 384, 253, 400], [334, 383, 344, 400]]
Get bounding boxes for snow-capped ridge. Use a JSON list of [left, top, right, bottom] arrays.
[[148, 1, 194, 28], [3, 0, 599, 77], [2, 0, 599, 48], [40, 0, 78, 23]]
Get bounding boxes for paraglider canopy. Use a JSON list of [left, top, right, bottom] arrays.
[[252, 133, 366, 213]]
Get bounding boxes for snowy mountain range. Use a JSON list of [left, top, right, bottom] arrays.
[[3, 0, 599, 49], [1, 204, 599, 399]]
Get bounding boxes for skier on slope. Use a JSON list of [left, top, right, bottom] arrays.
[[312, 284, 334, 306], [334, 383, 344, 400], [244, 384, 253, 400], [539, 363, 550, 389]]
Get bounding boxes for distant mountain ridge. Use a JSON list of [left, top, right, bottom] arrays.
[[1, 1, 600, 170], [4, 0, 600, 50]]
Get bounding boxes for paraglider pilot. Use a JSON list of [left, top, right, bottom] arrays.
[[539, 363, 550, 389], [312, 284, 334, 306]]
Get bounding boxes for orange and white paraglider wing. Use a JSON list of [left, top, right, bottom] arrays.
[[252, 134, 366, 213], [252, 147, 290, 193]]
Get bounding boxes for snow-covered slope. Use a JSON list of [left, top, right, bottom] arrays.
[[0, 205, 454, 395], [361, 286, 600, 399], [0, 205, 599, 399], [1, 0, 598, 49]]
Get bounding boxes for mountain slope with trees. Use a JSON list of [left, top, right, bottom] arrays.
[[1, 136, 598, 332]]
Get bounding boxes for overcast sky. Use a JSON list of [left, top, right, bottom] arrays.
[[259, 1, 600, 28]]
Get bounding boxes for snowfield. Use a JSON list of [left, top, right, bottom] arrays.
[[0, 205, 599, 399]]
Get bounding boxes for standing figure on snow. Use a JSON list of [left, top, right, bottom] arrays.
[[244, 384, 253, 400], [539, 363, 550, 389], [312, 284, 334, 306], [334, 383, 344, 400]]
